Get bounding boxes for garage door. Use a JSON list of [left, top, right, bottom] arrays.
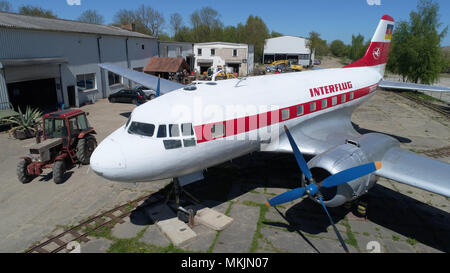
[[8, 78, 58, 112]]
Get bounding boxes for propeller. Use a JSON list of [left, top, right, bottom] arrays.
[[156, 76, 161, 98], [266, 125, 382, 253]]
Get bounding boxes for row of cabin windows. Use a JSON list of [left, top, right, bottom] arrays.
[[163, 92, 357, 140], [281, 92, 354, 121], [127, 121, 196, 149]]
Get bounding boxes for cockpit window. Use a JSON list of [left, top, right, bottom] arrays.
[[169, 124, 180, 137], [157, 125, 167, 138], [128, 122, 155, 137], [181, 123, 194, 136]]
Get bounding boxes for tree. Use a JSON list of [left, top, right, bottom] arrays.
[[242, 15, 270, 63], [270, 31, 283, 38], [190, 7, 223, 42], [113, 6, 165, 37], [0, 0, 11, 12], [387, 0, 447, 83], [78, 10, 104, 25], [306, 31, 329, 58], [170, 13, 183, 36], [19, 5, 58, 19], [329, 40, 348, 57], [135, 5, 165, 38], [348, 34, 367, 61]]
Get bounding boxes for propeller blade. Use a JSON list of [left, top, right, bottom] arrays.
[[284, 125, 313, 179], [156, 77, 161, 97], [318, 196, 349, 253], [266, 187, 306, 207], [321, 162, 382, 188]]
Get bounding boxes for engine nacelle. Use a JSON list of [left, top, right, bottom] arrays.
[[302, 133, 399, 207]]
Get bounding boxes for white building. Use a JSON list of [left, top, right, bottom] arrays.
[[193, 42, 254, 77], [263, 36, 315, 67], [0, 11, 158, 111]]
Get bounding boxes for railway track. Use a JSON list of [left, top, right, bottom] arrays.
[[420, 146, 450, 159], [25, 193, 158, 253], [396, 92, 450, 118]]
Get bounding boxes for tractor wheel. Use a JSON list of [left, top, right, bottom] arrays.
[[17, 159, 33, 184], [77, 135, 97, 165], [53, 160, 66, 184]]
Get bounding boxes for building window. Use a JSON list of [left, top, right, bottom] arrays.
[[108, 72, 122, 86], [211, 49, 215, 56], [198, 48, 202, 55], [310, 102, 316, 111], [341, 94, 346, 103], [76, 73, 96, 91], [281, 109, 290, 120], [332, 96, 337, 106], [299, 54, 310, 60], [321, 99, 327, 109], [350, 92, 354, 100], [161, 46, 168, 57], [297, 105, 304, 116], [142, 44, 145, 50], [211, 123, 225, 138], [233, 49, 238, 57]]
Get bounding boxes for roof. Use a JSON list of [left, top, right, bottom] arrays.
[[144, 57, 190, 73], [195, 41, 250, 48], [264, 36, 311, 55], [0, 11, 153, 39]]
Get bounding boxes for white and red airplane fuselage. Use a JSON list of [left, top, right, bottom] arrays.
[[90, 67, 381, 182]]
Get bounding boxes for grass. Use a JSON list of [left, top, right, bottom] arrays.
[[392, 235, 400, 241], [403, 90, 446, 104], [341, 217, 360, 252], [207, 201, 234, 253], [406, 238, 418, 246], [241, 200, 269, 253]]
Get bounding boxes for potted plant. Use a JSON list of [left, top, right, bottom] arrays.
[[1, 107, 42, 140]]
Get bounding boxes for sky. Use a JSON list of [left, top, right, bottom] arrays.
[[5, 0, 450, 46]]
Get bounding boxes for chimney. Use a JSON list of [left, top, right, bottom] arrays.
[[121, 23, 136, 32]]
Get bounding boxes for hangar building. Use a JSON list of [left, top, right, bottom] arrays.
[[0, 11, 158, 112], [263, 36, 315, 67]]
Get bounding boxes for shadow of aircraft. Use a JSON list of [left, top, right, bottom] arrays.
[[352, 122, 412, 143]]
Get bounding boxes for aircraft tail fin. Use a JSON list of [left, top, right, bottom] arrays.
[[344, 15, 395, 76]]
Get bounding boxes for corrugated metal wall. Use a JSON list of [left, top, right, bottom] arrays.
[[0, 27, 158, 107], [0, 68, 9, 110]]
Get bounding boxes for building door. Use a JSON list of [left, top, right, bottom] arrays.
[[68, 85, 76, 107], [7, 78, 58, 112]]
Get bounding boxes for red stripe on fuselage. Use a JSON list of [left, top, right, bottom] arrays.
[[194, 84, 376, 143]]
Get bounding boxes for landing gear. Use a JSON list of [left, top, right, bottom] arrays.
[[162, 178, 201, 226]]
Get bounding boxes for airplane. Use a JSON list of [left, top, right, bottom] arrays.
[[91, 15, 450, 252]]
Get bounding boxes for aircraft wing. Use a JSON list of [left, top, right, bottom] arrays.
[[376, 147, 450, 197], [379, 80, 450, 92], [99, 63, 184, 94]]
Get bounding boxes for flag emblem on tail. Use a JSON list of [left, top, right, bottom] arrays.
[[385, 24, 394, 39]]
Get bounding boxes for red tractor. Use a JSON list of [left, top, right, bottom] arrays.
[[17, 109, 97, 184]]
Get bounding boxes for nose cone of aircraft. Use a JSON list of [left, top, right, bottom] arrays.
[[90, 138, 127, 180]]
